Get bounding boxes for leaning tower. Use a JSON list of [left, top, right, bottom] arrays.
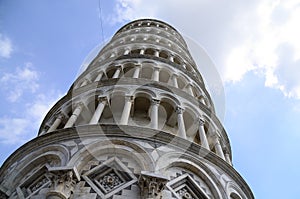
[[0, 19, 254, 199]]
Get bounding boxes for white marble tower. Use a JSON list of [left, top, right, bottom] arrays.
[[0, 19, 254, 199]]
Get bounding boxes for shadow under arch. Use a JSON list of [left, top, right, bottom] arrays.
[[67, 139, 155, 173]]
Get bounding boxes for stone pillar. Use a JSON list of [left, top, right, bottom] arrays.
[[171, 74, 178, 88], [80, 78, 89, 87], [133, 65, 141, 78], [224, 150, 232, 165], [169, 55, 174, 62], [112, 67, 121, 78], [140, 49, 145, 55], [47, 168, 79, 199], [150, 99, 160, 129], [94, 71, 104, 82], [199, 95, 206, 105], [47, 114, 64, 133], [120, 96, 133, 125], [64, 103, 83, 128], [139, 171, 168, 199], [186, 84, 194, 96], [198, 118, 210, 150], [152, 67, 160, 81], [124, 49, 130, 55], [213, 134, 225, 160], [182, 63, 187, 69], [89, 97, 107, 124], [176, 107, 186, 139]]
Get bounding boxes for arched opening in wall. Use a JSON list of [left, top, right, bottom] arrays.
[[160, 50, 169, 59], [144, 48, 156, 56], [130, 48, 141, 55], [177, 76, 187, 90], [159, 98, 177, 134], [159, 69, 171, 84], [173, 55, 182, 65], [230, 192, 242, 199], [107, 65, 123, 79], [131, 94, 151, 127], [140, 63, 154, 79], [183, 109, 198, 143], [185, 64, 194, 72], [123, 63, 136, 78], [109, 92, 126, 123]]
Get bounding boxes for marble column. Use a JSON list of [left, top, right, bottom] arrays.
[[150, 99, 160, 129], [124, 49, 130, 55], [176, 107, 186, 139], [140, 49, 145, 55], [152, 67, 160, 81], [186, 84, 194, 96], [112, 67, 121, 78], [171, 74, 178, 88], [133, 65, 141, 78], [198, 95, 206, 105], [154, 51, 159, 57], [80, 78, 89, 87], [198, 118, 210, 150], [225, 152, 232, 165], [89, 97, 107, 124], [64, 103, 83, 128], [169, 55, 174, 62], [213, 134, 225, 160], [47, 114, 64, 133], [94, 71, 104, 82], [120, 96, 133, 125]]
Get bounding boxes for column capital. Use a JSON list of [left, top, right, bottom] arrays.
[[134, 63, 142, 68], [175, 106, 184, 114], [198, 117, 205, 126], [124, 95, 134, 102], [54, 112, 64, 119], [75, 102, 84, 108], [97, 96, 107, 102], [47, 167, 80, 199], [139, 171, 169, 199], [151, 98, 160, 105]]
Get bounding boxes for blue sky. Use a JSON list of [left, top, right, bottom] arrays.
[[1, 0, 300, 198]]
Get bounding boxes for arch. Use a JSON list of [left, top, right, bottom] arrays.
[[67, 139, 155, 173], [8, 144, 69, 187], [156, 152, 225, 199], [226, 181, 247, 199]]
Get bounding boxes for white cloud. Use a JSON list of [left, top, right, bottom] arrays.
[[0, 90, 62, 144], [0, 63, 39, 102], [0, 34, 13, 58], [110, 0, 300, 99], [0, 62, 62, 144]]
